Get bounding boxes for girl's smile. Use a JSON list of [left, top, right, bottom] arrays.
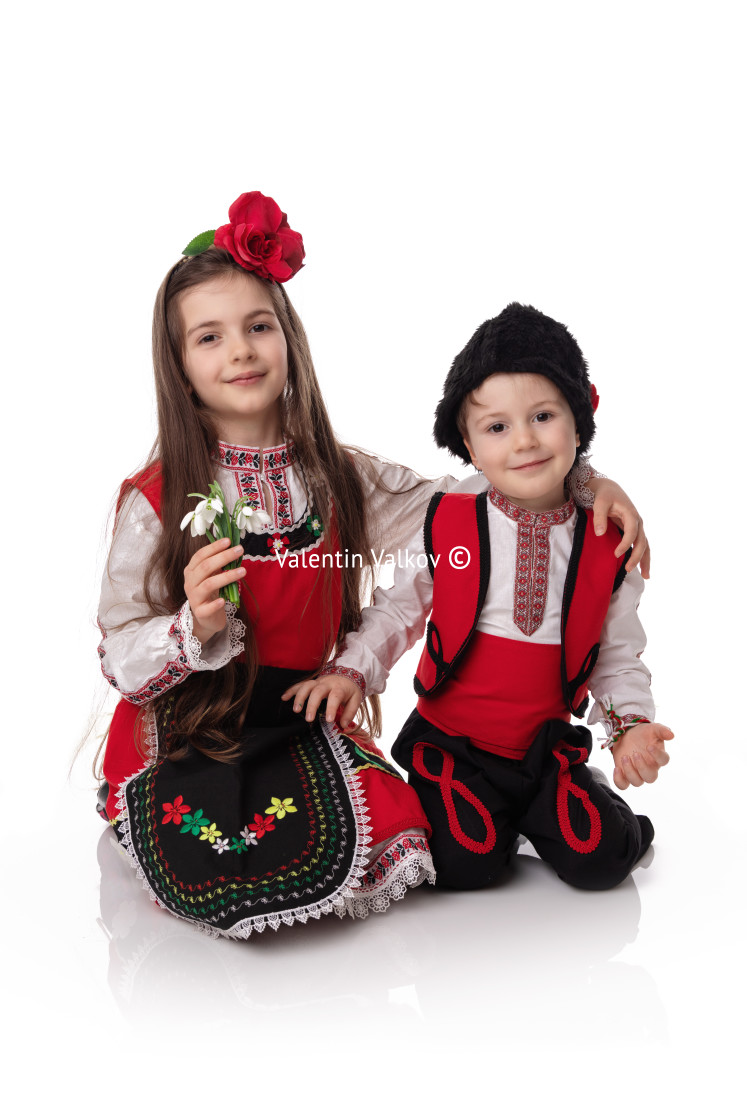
[[462, 372, 580, 512], [180, 272, 288, 446]]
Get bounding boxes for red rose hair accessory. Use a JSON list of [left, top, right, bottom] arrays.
[[182, 191, 305, 283], [590, 384, 600, 412]]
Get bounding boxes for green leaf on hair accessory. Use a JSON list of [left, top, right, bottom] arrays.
[[182, 229, 216, 256]]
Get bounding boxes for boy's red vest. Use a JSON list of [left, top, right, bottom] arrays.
[[413, 491, 629, 719]]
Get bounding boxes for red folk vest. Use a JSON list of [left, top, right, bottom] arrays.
[[119, 464, 342, 669], [414, 491, 628, 719], [102, 466, 342, 819]]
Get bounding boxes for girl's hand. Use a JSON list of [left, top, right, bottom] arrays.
[[611, 723, 673, 790], [184, 538, 246, 646], [588, 478, 651, 578], [282, 675, 363, 728]]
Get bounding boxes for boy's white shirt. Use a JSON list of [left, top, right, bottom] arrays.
[[335, 473, 654, 734]]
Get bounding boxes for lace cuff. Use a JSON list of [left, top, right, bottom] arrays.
[[568, 455, 604, 509], [599, 702, 651, 750], [318, 662, 367, 698], [178, 601, 246, 671]]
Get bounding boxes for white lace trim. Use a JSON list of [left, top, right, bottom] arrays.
[[568, 455, 603, 509], [178, 601, 246, 669], [335, 834, 436, 920], [115, 718, 378, 940]]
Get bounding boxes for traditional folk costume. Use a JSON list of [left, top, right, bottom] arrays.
[[98, 443, 449, 937], [325, 303, 657, 891], [326, 479, 655, 890]]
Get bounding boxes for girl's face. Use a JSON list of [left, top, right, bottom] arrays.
[[462, 372, 580, 512], [180, 271, 288, 446]]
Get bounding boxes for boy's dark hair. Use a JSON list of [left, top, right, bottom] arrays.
[[434, 303, 597, 464]]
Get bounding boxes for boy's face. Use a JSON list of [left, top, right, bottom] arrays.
[[462, 372, 580, 512]]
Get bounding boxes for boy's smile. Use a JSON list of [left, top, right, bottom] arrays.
[[462, 372, 580, 512]]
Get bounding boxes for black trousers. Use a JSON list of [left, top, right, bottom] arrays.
[[392, 710, 654, 891]]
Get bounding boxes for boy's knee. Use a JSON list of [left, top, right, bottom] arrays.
[[559, 860, 631, 891], [431, 842, 513, 891], [558, 816, 653, 890]]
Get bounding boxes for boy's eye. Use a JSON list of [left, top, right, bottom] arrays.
[[534, 411, 553, 423], [489, 422, 507, 434]]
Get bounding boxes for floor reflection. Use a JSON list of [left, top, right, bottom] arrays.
[[98, 827, 667, 1043]]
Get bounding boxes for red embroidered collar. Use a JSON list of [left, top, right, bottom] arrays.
[[488, 488, 575, 636], [214, 440, 295, 473], [488, 488, 575, 526]]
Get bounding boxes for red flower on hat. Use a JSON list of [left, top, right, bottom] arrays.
[[214, 192, 305, 283], [590, 383, 600, 412]]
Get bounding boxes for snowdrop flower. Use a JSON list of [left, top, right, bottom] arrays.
[[180, 496, 224, 536], [235, 504, 273, 536]]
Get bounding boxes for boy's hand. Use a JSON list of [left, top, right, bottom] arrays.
[[282, 675, 363, 728], [588, 478, 650, 578], [611, 723, 673, 790], [184, 538, 246, 645]]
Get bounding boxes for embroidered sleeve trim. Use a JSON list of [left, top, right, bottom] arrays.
[[98, 620, 192, 704], [319, 662, 367, 699], [96, 604, 245, 705], [599, 701, 651, 749]]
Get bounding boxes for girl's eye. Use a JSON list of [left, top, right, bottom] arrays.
[[249, 323, 269, 333], [198, 333, 218, 344]]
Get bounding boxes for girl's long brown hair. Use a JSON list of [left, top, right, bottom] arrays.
[[123, 248, 397, 761]]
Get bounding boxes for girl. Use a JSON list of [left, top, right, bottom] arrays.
[[97, 192, 647, 938]]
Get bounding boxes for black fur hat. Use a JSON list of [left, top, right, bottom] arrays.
[[434, 303, 596, 464]]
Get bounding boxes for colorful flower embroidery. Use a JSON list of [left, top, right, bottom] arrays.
[[179, 810, 209, 836], [265, 796, 297, 819], [268, 534, 290, 555], [248, 812, 276, 838], [162, 795, 191, 825], [199, 823, 222, 843], [305, 513, 323, 537], [164, 794, 295, 856]]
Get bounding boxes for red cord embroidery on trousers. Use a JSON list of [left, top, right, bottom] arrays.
[[412, 743, 497, 854], [552, 743, 602, 854]]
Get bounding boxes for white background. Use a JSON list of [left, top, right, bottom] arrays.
[[3, 1, 744, 1115]]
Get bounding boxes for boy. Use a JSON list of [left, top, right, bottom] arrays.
[[288, 304, 672, 890]]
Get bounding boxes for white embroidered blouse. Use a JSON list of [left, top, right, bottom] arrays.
[[97, 441, 454, 705]]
